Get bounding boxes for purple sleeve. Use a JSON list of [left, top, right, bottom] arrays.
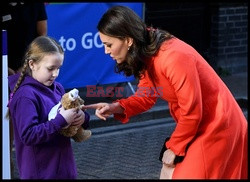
[[12, 97, 68, 145], [82, 111, 90, 129]]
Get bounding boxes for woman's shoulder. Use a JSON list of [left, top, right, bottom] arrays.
[[157, 38, 196, 60], [160, 38, 187, 51], [154, 38, 199, 73]]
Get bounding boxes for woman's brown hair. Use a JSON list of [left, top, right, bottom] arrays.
[[97, 5, 174, 80]]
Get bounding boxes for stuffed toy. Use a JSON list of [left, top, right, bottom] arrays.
[[48, 88, 91, 142]]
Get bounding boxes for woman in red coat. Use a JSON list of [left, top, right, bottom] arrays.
[[82, 5, 248, 179]]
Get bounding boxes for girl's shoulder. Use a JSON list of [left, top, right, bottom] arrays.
[[54, 81, 65, 95]]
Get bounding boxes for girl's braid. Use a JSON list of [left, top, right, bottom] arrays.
[[12, 60, 29, 94], [5, 60, 29, 119]]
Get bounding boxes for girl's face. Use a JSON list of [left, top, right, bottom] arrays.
[[99, 32, 133, 64], [29, 53, 64, 86]]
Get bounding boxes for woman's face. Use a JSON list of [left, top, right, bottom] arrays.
[[99, 32, 133, 64], [29, 53, 64, 86]]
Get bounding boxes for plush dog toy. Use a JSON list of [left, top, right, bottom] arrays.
[[48, 88, 91, 142]]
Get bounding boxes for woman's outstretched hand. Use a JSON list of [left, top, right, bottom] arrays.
[[81, 102, 124, 121]]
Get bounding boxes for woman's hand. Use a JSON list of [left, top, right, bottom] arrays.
[[162, 148, 176, 168], [81, 102, 124, 120]]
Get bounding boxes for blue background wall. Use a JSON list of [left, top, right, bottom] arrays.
[[46, 3, 143, 89]]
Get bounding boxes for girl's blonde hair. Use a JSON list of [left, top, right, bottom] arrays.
[[6, 36, 64, 118]]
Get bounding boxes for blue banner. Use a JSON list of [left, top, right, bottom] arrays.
[[46, 3, 143, 89]]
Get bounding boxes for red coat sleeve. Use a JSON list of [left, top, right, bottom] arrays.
[[114, 76, 158, 123], [161, 51, 203, 156]]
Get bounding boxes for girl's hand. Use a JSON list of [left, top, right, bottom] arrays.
[[71, 109, 85, 127], [59, 107, 78, 125]]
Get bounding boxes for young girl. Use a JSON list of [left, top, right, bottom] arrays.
[[7, 36, 89, 179]]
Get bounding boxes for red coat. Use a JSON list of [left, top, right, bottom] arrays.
[[114, 38, 248, 179]]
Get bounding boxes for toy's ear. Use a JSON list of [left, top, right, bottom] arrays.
[[78, 96, 85, 105]]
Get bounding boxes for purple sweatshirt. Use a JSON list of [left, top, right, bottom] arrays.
[[8, 74, 88, 179]]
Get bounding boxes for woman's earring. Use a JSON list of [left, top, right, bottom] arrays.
[[128, 46, 130, 50]]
